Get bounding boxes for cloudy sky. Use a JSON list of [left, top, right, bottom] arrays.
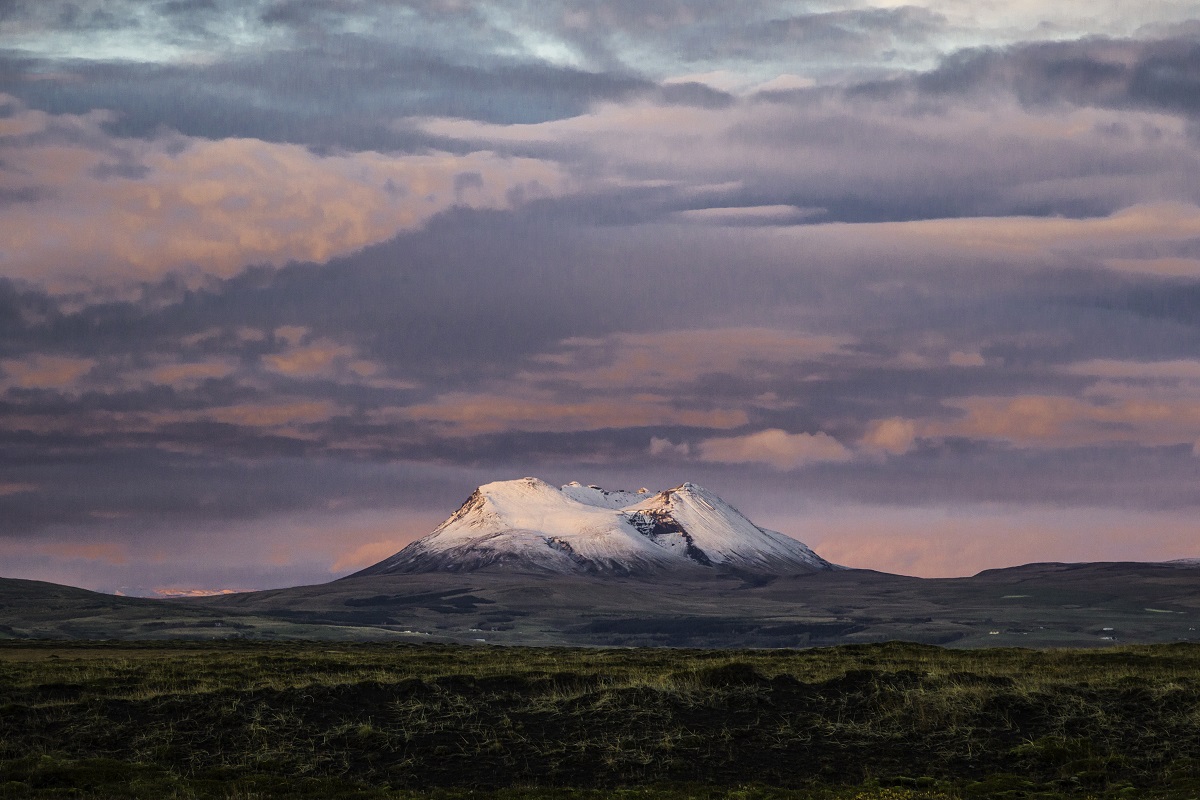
[[2, 0, 1200, 594]]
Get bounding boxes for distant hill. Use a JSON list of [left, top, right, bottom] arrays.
[[3, 480, 1198, 647]]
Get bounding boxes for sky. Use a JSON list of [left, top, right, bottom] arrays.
[[2, 0, 1200, 595]]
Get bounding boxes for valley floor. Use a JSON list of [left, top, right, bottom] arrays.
[[2, 640, 1199, 799]]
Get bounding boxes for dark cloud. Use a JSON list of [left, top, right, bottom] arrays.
[[0, 44, 655, 150], [88, 160, 150, 180], [0, 185, 45, 204], [683, 6, 946, 61], [916, 37, 1200, 117], [656, 81, 735, 109]]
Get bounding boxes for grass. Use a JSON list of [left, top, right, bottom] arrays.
[[1, 640, 1199, 798]]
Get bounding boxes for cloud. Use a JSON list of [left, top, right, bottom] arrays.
[[147, 359, 239, 386], [0, 33, 655, 150], [6, 7, 1200, 594], [204, 400, 340, 428], [672, 205, 821, 225], [263, 340, 356, 378], [0, 399, 344, 445], [1066, 359, 1200, 381], [649, 436, 690, 457], [917, 36, 1200, 117], [949, 351, 986, 367], [930, 394, 1200, 448], [390, 393, 748, 436], [1, 354, 95, 389], [37, 541, 129, 566], [0, 102, 567, 284], [698, 428, 852, 469], [860, 417, 918, 455], [854, 203, 1200, 269], [421, 84, 1200, 229], [525, 328, 853, 391]]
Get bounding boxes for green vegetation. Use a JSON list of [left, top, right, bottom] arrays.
[[2, 640, 1199, 799]]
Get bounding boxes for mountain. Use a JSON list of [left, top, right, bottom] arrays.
[[5, 478, 1198, 647], [355, 477, 835, 577]]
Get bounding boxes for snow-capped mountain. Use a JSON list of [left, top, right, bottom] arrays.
[[356, 477, 836, 577]]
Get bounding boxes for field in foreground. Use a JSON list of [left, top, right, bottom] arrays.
[[2, 641, 1199, 799]]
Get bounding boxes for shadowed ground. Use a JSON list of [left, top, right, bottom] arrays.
[[2, 640, 1200, 798], [5, 562, 1197, 648]]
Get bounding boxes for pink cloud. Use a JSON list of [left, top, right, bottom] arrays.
[[38, 541, 129, 566], [860, 417, 918, 455], [1066, 359, 1200, 381], [263, 341, 357, 377], [205, 401, 341, 427], [391, 392, 748, 435], [527, 328, 852, 391], [853, 203, 1200, 274], [1, 354, 95, 389], [649, 436, 691, 456], [147, 359, 238, 386], [929, 394, 1200, 448], [698, 428, 852, 469], [0, 102, 567, 284]]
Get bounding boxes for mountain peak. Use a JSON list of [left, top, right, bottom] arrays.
[[355, 477, 836, 578]]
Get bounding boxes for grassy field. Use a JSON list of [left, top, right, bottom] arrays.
[[2, 640, 1199, 799]]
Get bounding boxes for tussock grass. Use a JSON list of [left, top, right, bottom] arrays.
[[2, 640, 1199, 798]]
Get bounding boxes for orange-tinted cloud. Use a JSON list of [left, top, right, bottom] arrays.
[[205, 401, 341, 427], [263, 341, 357, 377], [1066, 359, 1200, 381], [698, 428, 852, 469], [0, 400, 343, 439], [860, 417, 918, 455], [527, 328, 852, 391], [1, 354, 95, 389], [389, 392, 748, 435], [0, 103, 567, 284], [928, 394, 1200, 448], [147, 359, 239, 386], [38, 541, 129, 565], [853, 203, 1200, 274], [260, 339, 415, 388]]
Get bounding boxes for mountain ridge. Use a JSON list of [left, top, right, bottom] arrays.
[[354, 477, 835, 578]]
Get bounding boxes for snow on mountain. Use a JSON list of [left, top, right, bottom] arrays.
[[356, 477, 837, 577], [560, 481, 650, 509]]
